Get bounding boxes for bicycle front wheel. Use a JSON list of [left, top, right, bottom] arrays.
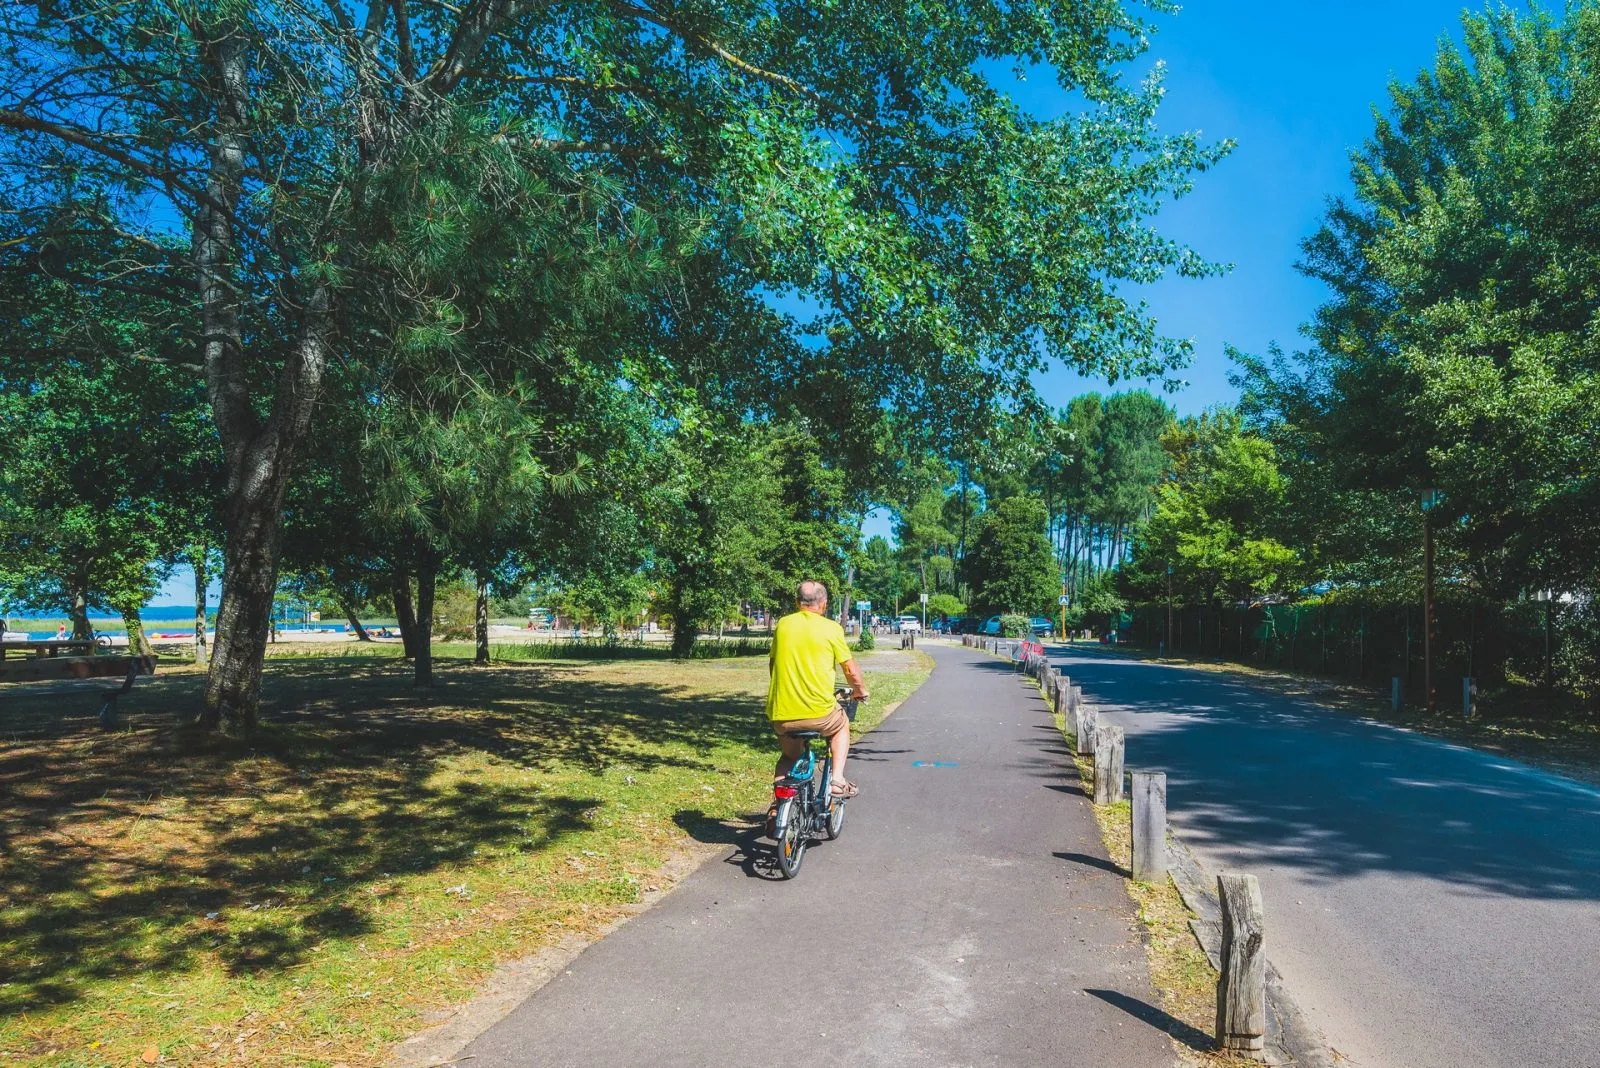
[[825, 796, 847, 839], [775, 801, 807, 878]]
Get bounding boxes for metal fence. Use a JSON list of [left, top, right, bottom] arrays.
[[1124, 597, 1584, 693]]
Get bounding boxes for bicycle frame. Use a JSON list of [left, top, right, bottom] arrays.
[[772, 738, 830, 841]]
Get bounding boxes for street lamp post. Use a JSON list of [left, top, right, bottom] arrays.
[[1421, 488, 1442, 715]]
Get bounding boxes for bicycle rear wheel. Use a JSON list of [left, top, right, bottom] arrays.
[[775, 799, 807, 878]]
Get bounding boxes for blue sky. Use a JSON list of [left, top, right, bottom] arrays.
[[1033, 0, 1535, 415], [154, 1, 1516, 604]]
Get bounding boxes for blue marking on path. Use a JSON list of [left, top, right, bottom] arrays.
[[912, 760, 960, 768]]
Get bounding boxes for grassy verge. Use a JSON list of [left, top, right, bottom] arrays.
[[1108, 644, 1600, 787], [0, 647, 931, 1066]]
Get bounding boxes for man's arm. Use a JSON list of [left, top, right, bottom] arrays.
[[842, 658, 868, 701]]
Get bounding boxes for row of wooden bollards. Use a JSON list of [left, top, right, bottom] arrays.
[[1015, 647, 1270, 1062], [959, 634, 1022, 658]]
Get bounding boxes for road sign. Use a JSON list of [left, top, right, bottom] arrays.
[[920, 593, 929, 604], [855, 600, 871, 611], [1059, 595, 1070, 606]]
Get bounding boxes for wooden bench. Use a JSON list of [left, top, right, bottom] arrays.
[[0, 640, 158, 727]]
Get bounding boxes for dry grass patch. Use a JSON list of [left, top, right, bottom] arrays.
[[0, 648, 931, 1066]]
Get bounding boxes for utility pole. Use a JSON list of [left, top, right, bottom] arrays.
[[1166, 563, 1174, 659], [1422, 489, 1440, 715], [1543, 589, 1554, 697]]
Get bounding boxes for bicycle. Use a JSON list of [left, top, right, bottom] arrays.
[[771, 688, 859, 879]]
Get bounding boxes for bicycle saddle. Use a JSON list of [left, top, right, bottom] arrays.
[[788, 730, 823, 740]]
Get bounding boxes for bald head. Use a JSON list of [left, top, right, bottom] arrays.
[[796, 580, 828, 613]]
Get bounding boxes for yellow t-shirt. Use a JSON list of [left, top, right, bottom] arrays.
[[766, 610, 855, 722]]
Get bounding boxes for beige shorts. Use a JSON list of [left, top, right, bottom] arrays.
[[772, 704, 850, 759]]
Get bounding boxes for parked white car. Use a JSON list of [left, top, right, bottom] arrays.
[[895, 614, 922, 634]]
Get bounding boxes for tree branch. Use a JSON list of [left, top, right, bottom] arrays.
[[492, 132, 668, 157], [0, 107, 212, 213], [607, 1, 877, 130], [392, 0, 418, 84]]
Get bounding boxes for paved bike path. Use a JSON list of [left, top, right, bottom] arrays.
[[461, 642, 1177, 1067]]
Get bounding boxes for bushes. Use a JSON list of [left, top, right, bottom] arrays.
[[856, 628, 876, 652], [1000, 613, 1030, 638]]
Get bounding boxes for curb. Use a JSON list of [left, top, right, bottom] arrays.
[[1167, 837, 1334, 1067]]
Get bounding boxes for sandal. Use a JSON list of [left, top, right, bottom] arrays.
[[830, 779, 859, 798]]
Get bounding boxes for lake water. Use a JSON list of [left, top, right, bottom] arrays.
[[4, 606, 353, 642]]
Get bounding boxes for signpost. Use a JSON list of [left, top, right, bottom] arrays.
[[1058, 592, 1069, 641], [855, 599, 871, 634], [920, 591, 929, 631]]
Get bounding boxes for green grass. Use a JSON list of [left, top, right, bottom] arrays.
[[0, 647, 931, 1066]]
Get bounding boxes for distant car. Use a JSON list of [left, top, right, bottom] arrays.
[[979, 615, 1003, 636], [896, 614, 922, 634], [1029, 616, 1055, 638]]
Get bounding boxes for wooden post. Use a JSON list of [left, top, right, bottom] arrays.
[[1053, 677, 1068, 715], [1215, 873, 1267, 1059], [1391, 676, 1402, 713], [1076, 702, 1097, 757], [1092, 725, 1124, 804], [1131, 771, 1167, 882], [1463, 676, 1476, 717]]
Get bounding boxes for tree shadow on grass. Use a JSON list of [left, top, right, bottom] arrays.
[[0, 655, 772, 1014]]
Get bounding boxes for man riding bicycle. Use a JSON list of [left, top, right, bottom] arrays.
[[768, 580, 869, 800]]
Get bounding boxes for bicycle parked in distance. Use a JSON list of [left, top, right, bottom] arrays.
[[771, 688, 860, 879]]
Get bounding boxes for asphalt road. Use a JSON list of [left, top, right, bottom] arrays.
[[1050, 645, 1600, 1068], [462, 643, 1178, 1067]]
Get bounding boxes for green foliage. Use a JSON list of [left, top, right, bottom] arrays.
[[975, 390, 1174, 606], [1000, 613, 1031, 639], [856, 629, 876, 652], [0, 268, 212, 637], [0, 0, 1229, 723], [925, 593, 966, 619], [1125, 412, 1298, 606], [966, 496, 1059, 616], [1235, 3, 1600, 603], [1077, 571, 1127, 623]]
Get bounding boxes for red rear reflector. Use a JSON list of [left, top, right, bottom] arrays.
[[773, 785, 797, 799]]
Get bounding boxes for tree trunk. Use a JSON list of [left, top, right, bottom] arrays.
[[194, 32, 330, 734], [392, 570, 420, 658], [413, 554, 437, 687], [191, 545, 210, 663], [67, 582, 93, 641], [118, 607, 153, 656], [474, 575, 490, 665], [342, 602, 371, 641]]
